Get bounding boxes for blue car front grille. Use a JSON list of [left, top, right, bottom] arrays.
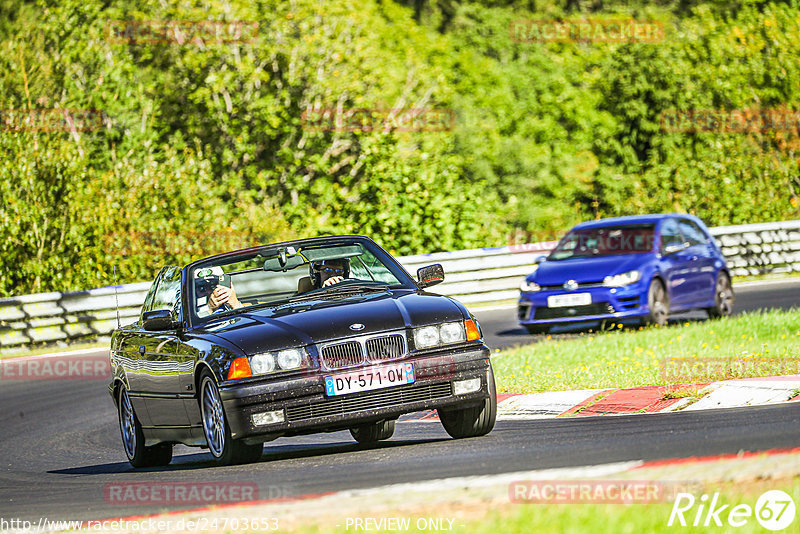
[[534, 302, 615, 320], [540, 282, 605, 291]]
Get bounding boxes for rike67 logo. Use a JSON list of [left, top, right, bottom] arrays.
[[669, 490, 796, 531]]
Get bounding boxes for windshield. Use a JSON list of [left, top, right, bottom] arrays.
[[188, 238, 412, 321], [548, 224, 656, 261]]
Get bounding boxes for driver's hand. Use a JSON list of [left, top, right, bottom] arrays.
[[209, 286, 242, 311], [322, 276, 344, 287]]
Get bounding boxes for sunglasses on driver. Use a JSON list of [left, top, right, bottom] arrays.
[[317, 266, 345, 275]]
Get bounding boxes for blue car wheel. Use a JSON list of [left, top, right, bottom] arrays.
[[645, 279, 669, 326], [706, 271, 734, 318]]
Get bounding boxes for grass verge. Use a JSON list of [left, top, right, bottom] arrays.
[[493, 309, 800, 393], [439, 479, 800, 534]]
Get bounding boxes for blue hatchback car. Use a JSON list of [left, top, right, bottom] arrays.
[[518, 214, 734, 334]]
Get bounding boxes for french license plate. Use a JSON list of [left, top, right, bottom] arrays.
[[324, 362, 415, 397], [547, 293, 591, 308]]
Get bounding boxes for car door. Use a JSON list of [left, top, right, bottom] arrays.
[[116, 327, 155, 427], [677, 218, 716, 304], [116, 270, 167, 427], [658, 217, 696, 310], [139, 266, 192, 427]]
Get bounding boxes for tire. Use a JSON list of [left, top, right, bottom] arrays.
[[524, 324, 551, 335], [438, 366, 497, 439], [199, 372, 263, 465], [644, 279, 669, 327], [117, 385, 173, 468], [706, 271, 734, 319], [349, 420, 395, 443]]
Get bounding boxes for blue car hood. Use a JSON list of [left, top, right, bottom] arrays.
[[533, 254, 652, 285]]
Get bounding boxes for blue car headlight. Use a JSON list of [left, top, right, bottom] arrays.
[[603, 270, 641, 287], [520, 280, 541, 292]]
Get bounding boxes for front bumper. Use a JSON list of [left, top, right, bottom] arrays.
[[219, 345, 491, 441], [518, 282, 649, 326]]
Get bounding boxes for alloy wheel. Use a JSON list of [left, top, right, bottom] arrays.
[[119, 388, 136, 459], [201, 378, 226, 457]]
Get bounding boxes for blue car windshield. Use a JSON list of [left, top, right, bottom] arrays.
[[549, 224, 656, 260]]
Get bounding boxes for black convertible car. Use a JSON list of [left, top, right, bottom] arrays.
[[110, 235, 496, 467]]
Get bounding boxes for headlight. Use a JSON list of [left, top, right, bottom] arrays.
[[414, 326, 440, 349], [520, 280, 541, 292], [603, 270, 641, 287], [249, 348, 308, 375], [440, 322, 466, 344], [414, 322, 469, 349], [250, 353, 276, 374], [276, 348, 304, 370]]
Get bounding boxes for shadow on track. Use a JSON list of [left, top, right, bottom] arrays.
[[48, 437, 447, 475]]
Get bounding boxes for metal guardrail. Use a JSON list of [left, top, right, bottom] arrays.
[[1, 220, 799, 348]]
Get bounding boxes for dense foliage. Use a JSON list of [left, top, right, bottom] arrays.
[[1, 0, 798, 295]]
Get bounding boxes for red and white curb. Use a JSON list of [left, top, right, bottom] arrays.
[[403, 375, 800, 422]]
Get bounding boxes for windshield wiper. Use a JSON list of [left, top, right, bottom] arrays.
[[287, 282, 390, 302]]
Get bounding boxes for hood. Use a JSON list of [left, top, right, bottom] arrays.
[[196, 290, 466, 354], [532, 254, 652, 285]]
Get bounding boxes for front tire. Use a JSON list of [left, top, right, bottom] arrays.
[[438, 366, 497, 439], [349, 420, 395, 443], [199, 373, 262, 465], [706, 271, 734, 319], [644, 279, 669, 327], [117, 385, 173, 468]]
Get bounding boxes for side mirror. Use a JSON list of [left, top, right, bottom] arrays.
[[534, 255, 547, 264], [417, 264, 445, 289], [142, 310, 179, 331], [664, 242, 689, 255]]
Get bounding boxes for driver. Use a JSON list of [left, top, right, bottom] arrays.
[[314, 258, 349, 288], [197, 266, 243, 314], [208, 284, 242, 313]]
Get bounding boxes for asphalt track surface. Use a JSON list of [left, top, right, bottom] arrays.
[[1, 280, 798, 522]]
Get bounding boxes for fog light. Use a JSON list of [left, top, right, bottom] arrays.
[[252, 410, 284, 426], [453, 378, 482, 395]]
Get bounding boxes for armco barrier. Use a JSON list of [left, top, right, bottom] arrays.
[[1, 220, 799, 348]]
